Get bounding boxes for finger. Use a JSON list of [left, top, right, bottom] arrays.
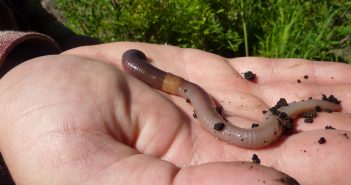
[[258, 83, 350, 112], [62, 42, 185, 71], [275, 130, 351, 185], [63, 42, 253, 112], [62, 42, 240, 84], [228, 57, 351, 85], [294, 112, 351, 132], [174, 162, 299, 185], [218, 130, 351, 185]]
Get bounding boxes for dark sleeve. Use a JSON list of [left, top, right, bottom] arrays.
[[0, 154, 14, 185], [10, 0, 75, 45], [0, 31, 61, 77]]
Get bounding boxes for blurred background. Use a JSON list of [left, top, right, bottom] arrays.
[[48, 0, 351, 62]]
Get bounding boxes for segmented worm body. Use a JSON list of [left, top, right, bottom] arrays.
[[121, 49, 341, 149]]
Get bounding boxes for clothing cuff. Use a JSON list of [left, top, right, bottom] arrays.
[[0, 31, 61, 75]]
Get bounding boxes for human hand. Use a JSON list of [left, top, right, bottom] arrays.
[[0, 42, 350, 185]]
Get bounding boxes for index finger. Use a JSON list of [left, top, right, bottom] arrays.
[[228, 57, 351, 85], [62, 42, 231, 81]]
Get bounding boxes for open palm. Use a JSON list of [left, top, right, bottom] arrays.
[[0, 42, 350, 185]]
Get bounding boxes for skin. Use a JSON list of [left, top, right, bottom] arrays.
[[121, 49, 341, 148], [0, 42, 350, 185]]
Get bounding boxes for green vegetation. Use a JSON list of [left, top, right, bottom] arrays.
[[56, 0, 351, 62]]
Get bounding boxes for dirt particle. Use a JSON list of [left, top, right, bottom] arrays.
[[300, 111, 317, 123], [269, 107, 288, 120], [315, 106, 322, 112], [275, 98, 289, 108], [278, 176, 300, 185], [262, 110, 267, 114], [251, 154, 261, 164], [304, 117, 313, 123], [322, 94, 341, 104], [214, 122, 225, 131], [186, 99, 191, 103], [318, 137, 326, 144], [283, 119, 294, 133], [328, 95, 341, 104], [341, 133, 349, 139], [279, 111, 289, 120], [325, 125, 336, 130], [300, 111, 317, 118], [183, 89, 188, 93], [243, 71, 256, 81], [215, 106, 223, 115], [251, 123, 260, 128], [192, 111, 197, 119], [297, 79, 301, 83], [269, 107, 279, 115]]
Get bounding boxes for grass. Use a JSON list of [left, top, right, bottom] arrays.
[[256, 0, 351, 62], [55, 0, 351, 62]]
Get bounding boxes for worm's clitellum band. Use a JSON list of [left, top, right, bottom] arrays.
[[121, 49, 341, 149]]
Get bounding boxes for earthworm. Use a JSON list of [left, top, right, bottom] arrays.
[[121, 49, 341, 149]]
